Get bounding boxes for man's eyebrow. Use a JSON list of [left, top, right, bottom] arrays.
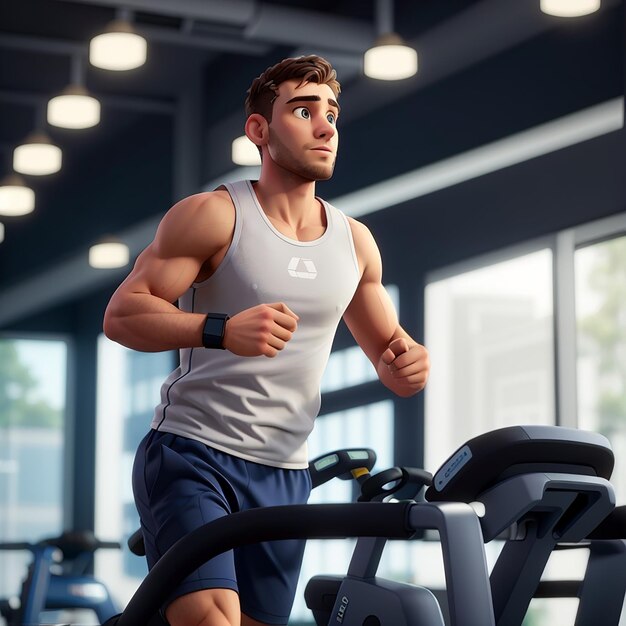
[[285, 95, 341, 112]]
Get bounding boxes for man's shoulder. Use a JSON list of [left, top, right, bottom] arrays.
[[176, 188, 233, 211], [157, 188, 236, 252], [166, 188, 235, 225], [344, 214, 374, 240]]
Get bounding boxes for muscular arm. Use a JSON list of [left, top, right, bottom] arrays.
[[103, 192, 234, 352], [343, 219, 429, 397], [104, 191, 299, 356]]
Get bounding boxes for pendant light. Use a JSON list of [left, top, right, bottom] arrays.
[[13, 131, 62, 176], [0, 174, 35, 216], [232, 135, 262, 166], [364, 0, 418, 80], [540, 0, 601, 17], [89, 237, 130, 269], [48, 56, 101, 129], [89, 10, 147, 71]]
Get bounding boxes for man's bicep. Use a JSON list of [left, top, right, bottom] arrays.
[[125, 245, 203, 303], [117, 191, 233, 303]]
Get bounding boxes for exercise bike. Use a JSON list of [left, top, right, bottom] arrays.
[[0, 530, 120, 625]]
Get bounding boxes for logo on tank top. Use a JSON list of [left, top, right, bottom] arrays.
[[287, 257, 317, 279]]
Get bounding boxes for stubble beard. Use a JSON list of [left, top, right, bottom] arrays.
[[268, 128, 335, 181]]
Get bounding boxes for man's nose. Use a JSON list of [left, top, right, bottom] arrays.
[[315, 116, 336, 139]]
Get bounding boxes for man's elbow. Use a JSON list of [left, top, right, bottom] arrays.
[[102, 304, 124, 344]]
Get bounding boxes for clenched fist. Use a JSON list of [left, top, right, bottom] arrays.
[[223, 302, 299, 358], [379, 337, 430, 396]]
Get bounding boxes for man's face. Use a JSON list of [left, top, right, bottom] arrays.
[[266, 79, 339, 181]]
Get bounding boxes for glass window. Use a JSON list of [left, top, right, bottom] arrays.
[[424, 249, 555, 471], [0, 337, 67, 598], [575, 234, 626, 501], [94, 335, 174, 609]]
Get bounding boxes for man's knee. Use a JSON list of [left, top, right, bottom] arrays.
[[165, 588, 240, 626]]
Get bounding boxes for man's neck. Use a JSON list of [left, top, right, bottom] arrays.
[[254, 167, 319, 226]]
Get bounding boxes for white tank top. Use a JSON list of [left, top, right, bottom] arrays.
[[151, 180, 361, 468]]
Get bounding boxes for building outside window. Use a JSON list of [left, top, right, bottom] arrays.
[[0, 337, 67, 600], [424, 248, 555, 471]]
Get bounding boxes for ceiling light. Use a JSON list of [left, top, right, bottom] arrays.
[[364, 33, 418, 80], [232, 135, 262, 166], [48, 84, 101, 129], [0, 174, 35, 216], [13, 132, 62, 176], [540, 0, 601, 16], [89, 238, 130, 269], [89, 20, 147, 71], [364, 1, 418, 81]]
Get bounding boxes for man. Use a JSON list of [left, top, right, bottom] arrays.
[[104, 55, 430, 626]]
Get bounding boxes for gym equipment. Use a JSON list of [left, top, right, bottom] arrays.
[[129, 447, 448, 626], [306, 425, 617, 626], [106, 425, 618, 626], [109, 446, 494, 626], [107, 501, 493, 626], [305, 460, 436, 626], [0, 530, 120, 625], [426, 424, 616, 626]]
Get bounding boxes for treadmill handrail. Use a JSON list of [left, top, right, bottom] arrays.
[[117, 502, 414, 626]]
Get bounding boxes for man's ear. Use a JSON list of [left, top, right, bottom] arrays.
[[245, 113, 269, 147]]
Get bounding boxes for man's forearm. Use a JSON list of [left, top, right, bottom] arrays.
[[104, 293, 205, 352]]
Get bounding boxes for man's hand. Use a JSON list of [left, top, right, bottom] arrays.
[[223, 302, 299, 357], [379, 337, 430, 396]]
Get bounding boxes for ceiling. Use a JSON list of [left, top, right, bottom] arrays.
[[0, 0, 623, 329]]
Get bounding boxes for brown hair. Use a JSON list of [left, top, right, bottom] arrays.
[[245, 55, 341, 123]]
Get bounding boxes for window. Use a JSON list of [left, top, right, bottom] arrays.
[[94, 335, 174, 609], [424, 249, 555, 470], [0, 337, 67, 599], [423, 213, 626, 625], [575, 234, 626, 501]]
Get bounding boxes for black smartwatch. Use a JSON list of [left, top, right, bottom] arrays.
[[202, 313, 229, 349]]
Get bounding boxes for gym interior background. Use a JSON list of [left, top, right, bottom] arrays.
[[0, 0, 624, 624]]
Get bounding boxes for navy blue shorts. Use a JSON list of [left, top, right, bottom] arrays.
[[132, 430, 312, 625]]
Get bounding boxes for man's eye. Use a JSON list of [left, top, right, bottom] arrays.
[[293, 107, 311, 119], [327, 113, 336, 125]]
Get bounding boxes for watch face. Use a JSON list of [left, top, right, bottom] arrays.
[[203, 317, 225, 337]]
